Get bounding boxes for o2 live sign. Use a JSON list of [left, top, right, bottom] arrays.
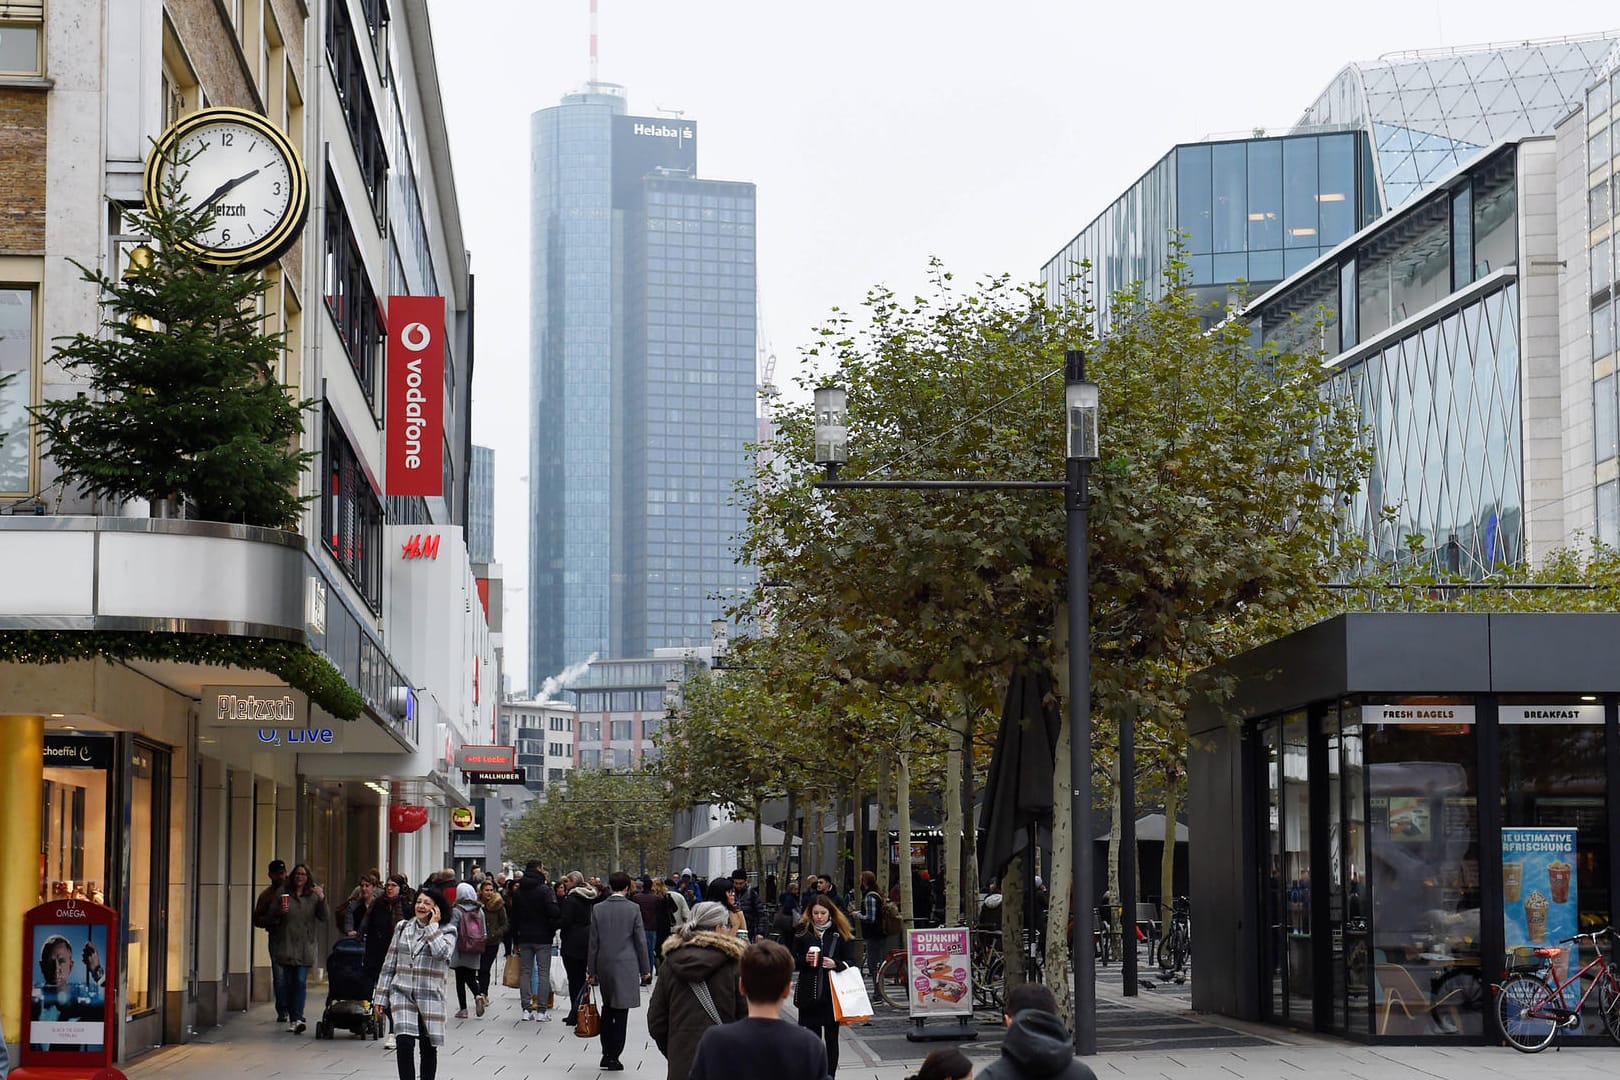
[[386, 295, 445, 497]]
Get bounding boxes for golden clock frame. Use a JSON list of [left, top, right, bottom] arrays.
[[142, 106, 310, 273]]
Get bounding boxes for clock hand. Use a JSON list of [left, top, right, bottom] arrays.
[[197, 168, 262, 212]]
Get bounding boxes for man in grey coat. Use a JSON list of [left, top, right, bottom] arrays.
[[587, 871, 651, 1072]]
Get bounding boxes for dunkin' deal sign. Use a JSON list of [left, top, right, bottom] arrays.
[[387, 295, 445, 496]]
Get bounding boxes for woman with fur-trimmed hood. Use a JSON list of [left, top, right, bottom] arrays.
[[646, 901, 749, 1080]]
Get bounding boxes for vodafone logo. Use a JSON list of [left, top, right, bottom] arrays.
[[402, 322, 432, 351]]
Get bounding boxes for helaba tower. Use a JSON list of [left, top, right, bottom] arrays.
[[528, 82, 758, 690]]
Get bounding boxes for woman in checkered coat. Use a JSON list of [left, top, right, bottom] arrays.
[[374, 889, 457, 1080]]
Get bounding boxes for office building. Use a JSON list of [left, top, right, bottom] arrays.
[[1042, 36, 1618, 572], [0, 1, 491, 1058], [469, 443, 495, 563], [528, 84, 757, 690]]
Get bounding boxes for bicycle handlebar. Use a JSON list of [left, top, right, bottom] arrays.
[[1555, 927, 1613, 945]]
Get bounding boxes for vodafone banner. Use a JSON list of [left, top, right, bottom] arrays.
[[386, 295, 445, 496]]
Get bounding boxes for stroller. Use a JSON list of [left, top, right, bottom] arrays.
[[315, 935, 382, 1039]]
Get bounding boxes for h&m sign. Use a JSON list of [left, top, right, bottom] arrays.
[[400, 533, 442, 560]]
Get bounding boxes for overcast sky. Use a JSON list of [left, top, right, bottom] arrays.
[[426, 0, 1617, 692]]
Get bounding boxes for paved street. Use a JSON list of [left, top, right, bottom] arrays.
[[114, 966, 1620, 1080]]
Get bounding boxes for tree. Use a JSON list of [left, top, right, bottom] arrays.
[[741, 253, 1369, 1017], [504, 769, 671, 877], [33, 172, 314, 528]]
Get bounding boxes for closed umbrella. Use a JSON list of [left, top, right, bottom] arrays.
[[978, 668, 1060, 890]]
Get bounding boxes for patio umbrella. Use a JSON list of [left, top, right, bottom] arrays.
[[978, 668, 1060, 889], [675, 819, 801, 849]]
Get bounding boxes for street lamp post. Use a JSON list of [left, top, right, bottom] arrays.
[[1065, 350, 1099, 1054], [811, 351, 1100, 1054]]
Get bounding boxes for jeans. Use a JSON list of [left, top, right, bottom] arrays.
[[519, 943, 552, 1009], [271, 960, 291, 1020], [395, 1033, 437, 1080], [600, 1006, 629, 1063], [645, 929, 659, 971], [282, 963, 309, 1022]]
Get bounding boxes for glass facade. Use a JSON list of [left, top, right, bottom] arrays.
[[1254, 146, 1522, 575], [530, 88, 757, 687], [1250, 695, 1614, 1040], [0, 286, 32, 494], [1587, 70, 1620, 552], [1042, 132, 1374, 331], [530, 89, 625, 688], [621, 176, 757, 655], [1294, 36, 1616, 210], [468, 444, 494, 564]]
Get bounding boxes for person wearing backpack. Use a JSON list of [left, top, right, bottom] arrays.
[[449, 883, 487, 1018], [855, 871, 887, 978]]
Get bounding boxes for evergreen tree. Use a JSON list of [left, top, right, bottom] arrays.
[[33, 172, 314, 529]]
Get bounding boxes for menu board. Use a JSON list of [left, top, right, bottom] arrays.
[[1503, 828, 1577, 963], [905, 927, 973, 1017], [1442, 798, 1477, 839]]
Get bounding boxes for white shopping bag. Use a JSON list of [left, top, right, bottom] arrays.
[[550, 950, 567, 1005], [829, 965, 874, 1024]]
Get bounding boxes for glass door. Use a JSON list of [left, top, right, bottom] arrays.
[[1261, 720, 1284, 1020], [121, 740, 170, 1057], [1280, 713, 1313, 1024]]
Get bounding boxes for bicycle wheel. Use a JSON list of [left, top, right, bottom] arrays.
[[1495, 973, 1559, 1052], [1156, 933, 1179, 971], [875, 955, 909, 1011], [976, 953, 1004, 1010], [1598, 973, 1620, 1045]]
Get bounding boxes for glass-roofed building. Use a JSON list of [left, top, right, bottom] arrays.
[[1042, 35, 1617, 331], [1041, 35, 1620, 577]]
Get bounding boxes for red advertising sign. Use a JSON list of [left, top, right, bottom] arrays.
[[454, 744, 517, 771], [386, 295, 445, 496], [18, 898, 119, 1072]]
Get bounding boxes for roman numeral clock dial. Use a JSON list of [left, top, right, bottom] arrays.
[[143, 107, 309, 271]]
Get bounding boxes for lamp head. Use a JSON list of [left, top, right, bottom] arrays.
[[813, 386, 848, 467]]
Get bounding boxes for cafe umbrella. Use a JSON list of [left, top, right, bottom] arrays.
[[978, 668, 1061, 892]]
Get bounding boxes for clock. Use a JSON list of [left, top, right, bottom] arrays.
[[143, 106, 309, 271]]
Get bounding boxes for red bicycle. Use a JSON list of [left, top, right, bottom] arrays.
[[1493, 928, 1620, 1052]]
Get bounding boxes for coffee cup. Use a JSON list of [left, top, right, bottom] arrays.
[[1503, 863, 1523, 903], [807, 946, 820, 967], [1548, 861, 1571, 904], [280, 893, 290, 912]]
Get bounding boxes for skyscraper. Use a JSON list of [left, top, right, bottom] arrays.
[[469, 444, 495, 564], [529, 84, 757, 689]]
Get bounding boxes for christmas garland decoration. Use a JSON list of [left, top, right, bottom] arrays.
[[0, 630, 364, 720]]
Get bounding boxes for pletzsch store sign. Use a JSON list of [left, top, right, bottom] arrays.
[[386, 295, 445, 497]]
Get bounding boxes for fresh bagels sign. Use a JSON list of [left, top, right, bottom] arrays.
[[386, 295, 445, 496]]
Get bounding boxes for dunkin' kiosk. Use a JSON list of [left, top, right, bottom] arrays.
[[13, 899, 124, 1080]]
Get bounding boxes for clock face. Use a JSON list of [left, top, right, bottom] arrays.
[[144, 108, 309, 270]]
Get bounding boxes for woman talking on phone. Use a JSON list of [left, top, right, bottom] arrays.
[[374, 889, 457, 1080], [789, 894, 855, 1076]]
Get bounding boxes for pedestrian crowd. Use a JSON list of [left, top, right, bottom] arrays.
[[247, 858, 1095, 1080]]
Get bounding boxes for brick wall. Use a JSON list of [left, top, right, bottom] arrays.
[[0, 88, 46, 253]]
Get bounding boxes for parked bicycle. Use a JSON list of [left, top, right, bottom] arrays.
[[1157, 896, 1191, 975], [1494, 927, 1620, 1052]]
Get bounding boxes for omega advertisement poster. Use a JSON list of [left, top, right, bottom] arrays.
[[20, 898, 118, 1068], [905, 928, 973, 1016], [1502, 828, 1577, 966]]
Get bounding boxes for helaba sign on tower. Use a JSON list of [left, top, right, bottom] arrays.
[[632, 121, 693, 142], [386, 295, 445, 496]]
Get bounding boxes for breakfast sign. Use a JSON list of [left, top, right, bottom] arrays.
[[905, 928, 973, 1017]]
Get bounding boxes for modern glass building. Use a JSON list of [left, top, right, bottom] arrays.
[[1042, 36, 1615, 332], [1296, 35, 1617, 211], [1250, 143, 1541, 573], [1043, 131, 1379, 330], [469, 443, 495, 564], [529, 84, 757, 689]]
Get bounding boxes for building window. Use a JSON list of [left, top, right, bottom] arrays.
[[323, 173, 384, 403], [1596, 374, 1617, 464], [1450, 184, 1473, 291], [0, 286, 34, 494], [549, 716, 566, 731], [548, 767, 565, 784], [324, 0, 388, 224], [1338, 260, 1357, 353], [579, 720, 601, 743], [643, 717, 661, 740], [1594, 298, 1616, 362], [548, 742, 565, 757], [320, 409, 383, 610], [1599, 481, 1619, 548], [358, 0, 388, 44], [579, 749, 600, 769], [0, 2, 43, 75], [610, 720, 632, 741]]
